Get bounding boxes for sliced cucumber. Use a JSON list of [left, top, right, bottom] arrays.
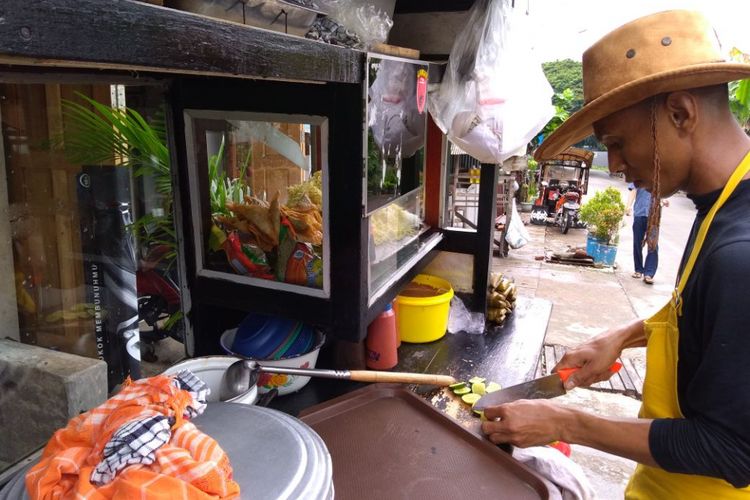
[[453, 386, 471, 395], [471, 382, 486, 396], [449, 382, 467, 390], [486, 382, 502, 393], [461, 393, 482, 405]]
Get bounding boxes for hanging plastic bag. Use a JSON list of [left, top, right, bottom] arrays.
[[505, 200, 529, 249], [429, 0, 554, 164], [315, 0, 393, 49]]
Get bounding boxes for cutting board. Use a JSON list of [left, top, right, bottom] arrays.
[[300, 384, 551, 499]]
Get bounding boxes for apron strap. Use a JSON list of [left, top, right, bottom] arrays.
[[677, 149, 750, 298]]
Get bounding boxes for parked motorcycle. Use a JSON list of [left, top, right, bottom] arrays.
[[553, 181, 584, 234], [136, 245, 184, 362], [530, 147, 592, 234]]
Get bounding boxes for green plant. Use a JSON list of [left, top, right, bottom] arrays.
[[526, 158, 539, 201], [579, 187, 625, 244], [207, 135, 253, 216], [61, 93, 176, 266]]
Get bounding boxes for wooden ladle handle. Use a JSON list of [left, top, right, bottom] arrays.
[[349, 370, 457, 386]]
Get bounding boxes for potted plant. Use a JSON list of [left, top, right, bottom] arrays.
[[520, 158, 538, 212], [579, 186, 625, 265]]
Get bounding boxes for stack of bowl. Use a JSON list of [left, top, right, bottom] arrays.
[[221, 313, 324, 395]]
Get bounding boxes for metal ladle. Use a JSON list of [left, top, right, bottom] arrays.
[[221, 359, 458, 401]]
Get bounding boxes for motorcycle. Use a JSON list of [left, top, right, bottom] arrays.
[[136, 245, 184, 362], [553, 181, 584, 234], [530, 147, 592, 234]]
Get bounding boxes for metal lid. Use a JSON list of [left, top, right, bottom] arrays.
[[0, 463, 31, 500], [193, 402, 332, 499]]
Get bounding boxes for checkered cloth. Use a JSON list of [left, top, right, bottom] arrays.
[[91, 415, 171, 485], [173, 369, 209, 419], [90, 370, 210, 486]]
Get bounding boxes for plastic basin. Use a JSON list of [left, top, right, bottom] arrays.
[[221, 328, 325, 396], [163, 356, 258, 405], [395, 274, 454, 343]]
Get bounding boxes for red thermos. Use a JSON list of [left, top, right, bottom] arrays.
[[366, 303, 398, 370]]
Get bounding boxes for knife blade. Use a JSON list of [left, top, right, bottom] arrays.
[[472, 362, 622, 411]]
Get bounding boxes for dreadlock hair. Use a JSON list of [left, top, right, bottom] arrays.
[[646, 97, 663, 252]]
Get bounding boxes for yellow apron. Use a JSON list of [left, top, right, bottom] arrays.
[[625, 151, 750, 499]]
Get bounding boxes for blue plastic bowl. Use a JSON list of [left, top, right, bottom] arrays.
[[231, 313, 314, 360]]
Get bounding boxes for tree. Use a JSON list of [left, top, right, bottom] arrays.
[[542, 59, 584, 114], [729, 48, 750, 133]]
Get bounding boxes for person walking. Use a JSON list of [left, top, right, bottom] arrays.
[[626, 184, 668, 284]]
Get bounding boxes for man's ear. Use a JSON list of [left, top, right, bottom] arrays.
[[664, 91, 698, 135]]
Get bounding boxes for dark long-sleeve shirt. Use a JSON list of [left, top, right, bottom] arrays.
[[649, 179, 750, 488]]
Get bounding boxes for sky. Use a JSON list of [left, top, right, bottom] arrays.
[[523, 0, 750, 63]]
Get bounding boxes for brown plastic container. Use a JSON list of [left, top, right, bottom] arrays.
[[300, 384, 551, 499]]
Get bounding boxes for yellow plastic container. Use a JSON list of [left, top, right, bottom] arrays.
[[395, 274, 454, 343]]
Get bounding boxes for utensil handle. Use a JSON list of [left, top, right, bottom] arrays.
[[557, 362, 622, 383], [349, 370, 457, 386], [257, 365, 349, 379]]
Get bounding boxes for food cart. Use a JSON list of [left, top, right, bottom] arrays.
[[0, 1, 554, 495]]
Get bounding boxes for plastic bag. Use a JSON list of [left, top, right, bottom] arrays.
[[429, 0, 554, 164], [447, 296, 486, 335], [316, 0, 393, 49], [505, 200, 529, 249]]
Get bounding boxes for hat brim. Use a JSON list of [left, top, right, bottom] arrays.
[[534, 63, 750, 161]]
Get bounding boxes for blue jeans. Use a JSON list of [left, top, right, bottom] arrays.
[[633, 216, 658, 277]]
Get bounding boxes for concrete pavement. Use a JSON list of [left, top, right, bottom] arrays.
[[494, 169, 694, 499]]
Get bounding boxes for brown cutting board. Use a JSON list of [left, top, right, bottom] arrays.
[[300, 384, 551, 499]]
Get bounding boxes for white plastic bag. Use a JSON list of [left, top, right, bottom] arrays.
[[316, 0, 393, 49], [447, 296, 486, 335], [505, 200, 529, 249], [430, 0, 554, 164]]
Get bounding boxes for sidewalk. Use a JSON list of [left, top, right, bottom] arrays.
[[492, 214, 675, 499]]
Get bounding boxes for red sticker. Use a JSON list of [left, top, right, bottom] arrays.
[[416, 68, 428, 114]]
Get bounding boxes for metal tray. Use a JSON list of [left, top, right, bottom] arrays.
[[300, 384, 551, 499]]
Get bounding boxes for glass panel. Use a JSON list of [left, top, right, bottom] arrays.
[[1, 81, 179, 471], [365, 56, 429, 213], [187, 113, 326, 292], [368, 189, 427, 295], [443, 142, 482, 229]]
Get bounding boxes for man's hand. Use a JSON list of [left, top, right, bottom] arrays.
[[480, 400, 658, 466], [553, 320, 646, 389], [481, 400, 571, 447], [626, 208, 633, 216]]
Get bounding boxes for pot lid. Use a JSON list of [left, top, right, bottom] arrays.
[[193, 402, 332, 499]]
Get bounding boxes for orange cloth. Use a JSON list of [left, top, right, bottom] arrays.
[[25, 375, 240, 499]]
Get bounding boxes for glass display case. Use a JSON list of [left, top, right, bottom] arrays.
[[368, 189, 428, 295], [184, 111, 329, 297], [365, 55, 432, 299], [365, 55, 429, 214]]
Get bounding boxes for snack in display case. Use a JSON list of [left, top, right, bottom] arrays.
[[368, 189, 427, 294], [186, 112, 328, 292]]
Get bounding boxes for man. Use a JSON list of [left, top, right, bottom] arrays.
[[481, 10, 750, 498], [626, 184, 668, 284]]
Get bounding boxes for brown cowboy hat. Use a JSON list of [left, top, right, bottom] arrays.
[[534, 10, 750, 161]]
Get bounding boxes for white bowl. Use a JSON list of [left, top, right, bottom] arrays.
[[220, 328, 325, 396], [163, 355, 258, 404]]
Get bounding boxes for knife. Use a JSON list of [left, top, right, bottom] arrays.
[[472, 362, 622, 411]]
